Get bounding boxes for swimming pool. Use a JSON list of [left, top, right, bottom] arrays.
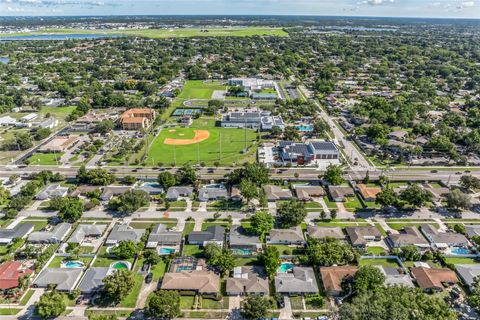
[[450, 247, 471, 255], [159, 248, 176, 255], [232, 248, 253, 256], [176, 266, 193, 272], [61, 260, 85, 268], [110, 261, 131, 270], [296, 124, 314, 132], [277, 262, 294, 273]]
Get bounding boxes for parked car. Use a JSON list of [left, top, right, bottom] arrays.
[[145, 272, 153, 283]]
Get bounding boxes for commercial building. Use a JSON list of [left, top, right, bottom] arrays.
[[38, 135, 79, 153], [278, 141, 339, 166], [120, 108, 156, 130], [220, 111, 285, 131]]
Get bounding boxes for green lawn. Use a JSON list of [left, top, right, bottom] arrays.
[[183, 244, 204, 257], [0, 308, 21, 315], [151, 261, 167, 281], [20, 220, 48, 231], [269, 244, 304, 256], [182, 222, 195, 236], [39, 106, 76, 120], [360, 258, 399, 268], [322, 196, 338, 209], [48, 256, 92, 268], [200, 297, 228, 309], [19, 289, 35, 306], [445, 257, 479, 265], [387, 222, 438, 231], [177, 80, 226, 100], [367, 246, 387, 255], [119, 274, 143, 308], [180, 295, 195, 309], [147, 124, 258, 166], [201, 222, 230, 231], [26, 152, 63, 165]]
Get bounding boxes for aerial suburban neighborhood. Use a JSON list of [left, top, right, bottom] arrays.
[[0, 10, 479, 320]]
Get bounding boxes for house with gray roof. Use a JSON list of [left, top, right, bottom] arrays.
[[263, 185, 292, 202], [375, 265, 414, 288], [386, 226, 430, 250], [229, 225, 263, 255], [455, 264, 480, 292], [345, 226, 382, 247], [0, 224, 35, 245], [28, 223, 71, 244], [465, 225, 480, 238], [327, 185, 355, 202], [137, 182, 164, 195], [146, 224, 182, 255], [197, 185, 228, 202], [267, 227, 305, 245], [275, 267, 319, 295], [306, 226, 346, 241], [188, 225, 225, 247], [36, 184, 69, 200], [166, 186, 194, 201], [105, 224, 145, 246], [67, 224, 106, 244], [420, 224, 469, 249], [33, 268, 83, 292], [226, 266, 269, 296], [77, 267, 110, 294], [100, 186, 132, 201]]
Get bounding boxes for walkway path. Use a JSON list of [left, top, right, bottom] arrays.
[[314, 197, 330, 214], [279, 296, 293, 320], [6, 216, 26, 229], [137, 280, 158, 309], [376, 218, 398, 234]]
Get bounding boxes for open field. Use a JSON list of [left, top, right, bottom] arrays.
[[25, 152, 62, 165], [147, 121, 257, 166], [178, 80, 226, 100], [5, 27, 288, 39]]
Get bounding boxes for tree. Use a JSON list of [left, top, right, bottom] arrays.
[[111, 240, 137, 259], [108, 190, 150, 214], [277, 199, 307, 228], [49, 196, 84, 222], [77, 165, 115, 186], [399, 184, 432, 208], [283, 126, 300, 141], [323, 164, 344, 185], [250, 211, 274, 238], [339, 286, 456, 320], [227, 163, 269, 187], [261, 246, 280, 278], [36, 291, 66, 319], [240, 179, 258, 203], [175, 164, 197, 185], [147, 290, 181, 319], [143, 249, 161, 265], [375, 187, 398, 208], [102, 269, 135, 304], [0, 186, 10, 205], [94, 120, 115, 134], [307, 237, 357, 266], [204, 243, 235, 276], [453, 224, 466, 235], [398, 244, 421, 261], [157, 171, 177, 189], [34, 128, 52, 141], [445, 189, 471, 210], [460, 175, 480, 192], [353, 266, 385, 293], [204, 243, 223, 260], [241, 295, 269, 320]]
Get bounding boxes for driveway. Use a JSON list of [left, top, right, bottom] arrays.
[[278, 296, 293, 320]]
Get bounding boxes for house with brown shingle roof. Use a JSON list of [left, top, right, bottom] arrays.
[[306, 226, 346, 241], [356, 184, 381, 202], [160, 270, 220, 294], [263, 185, 293, 202], [411, 267, 458, 292], [294, 186, 326, 201], [345, 226, 382, 247], [320, 266, 358, 296], [327, 185, 355, 202], [225, 266, 269, 296]]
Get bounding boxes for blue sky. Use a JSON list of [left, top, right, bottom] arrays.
[[1, 0, 479, 18]]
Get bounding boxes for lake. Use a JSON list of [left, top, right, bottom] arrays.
[[0, 33, 122, 41]]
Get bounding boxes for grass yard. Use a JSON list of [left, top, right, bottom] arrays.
[[151, 261, 167, 281], [182, 222, 195, 236], [119, 274, 143, 308], [367, 246, 387, 255], [182, 244, 204, 257], [387, 222, 438, 231], [445, 257, 479, 265], [19, 289, 35, 306], [200, 296, 228, 309], [201, 222, 230, 231], [0, 308, 21, 315], [39, 106, 76, 120], [177, 80, 226, 100], [48, 256, 93, 268], [269, 244, 304, 256], [180, 295, 195, 309], [290, 296, 304, 310], [20, 220, 48, 231], [360, 258, 399, 268], [147, 124, 258, 166], [26, 152, 62, 165]]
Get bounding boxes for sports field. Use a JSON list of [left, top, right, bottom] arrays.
[[177, 80, 226, 100], [8, 27, 288, 39], [146, 120, 258, 166]]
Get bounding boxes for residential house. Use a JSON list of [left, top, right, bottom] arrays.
[[0, 224, 35, 245], [267, 227, 305, 246], [294, 186, 326, 201], [77, 267, 110, 294], [230, 185, 243, 202], [197, 185, 228, 202], [465, 225, 480, 238], [345, 226, 382, 247], [33, 268, 83, 292], [411, 267, 458, 292], [165, 186, 194, 201], [0, 261, 33, 291], [320, 266, 358, 296], [388, 130, 408, 141], [28, 223, 72, 244], [263, 185, 292, 202], [306, 226, 346, 241], [275, 267, 319, 295], [188, 226, 225, 247], [226, 266, 269, 296], [67, 224, 106, 244], [229, 225, 263, 255], [36, 184, 69, 200], [146, 224, 182, 255], [105, 224, 145, 246], [356, 184, 381, 202], [420, 224, 469, 249], [424, 186, 450, 202], [386, 227, 430, 250], [160, 270, 220, 294], [100, 186, 132, 201], [137, 182, 164, 195], [455, 264, 480, 292], [327, 186, 355, 202], [69, 185, 100, 198], [375, 265, 414, 288]]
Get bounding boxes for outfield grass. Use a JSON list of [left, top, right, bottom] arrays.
[[147, 123, 258, 166], [26, 152, 62, 165], [11, 27, 288, 38]]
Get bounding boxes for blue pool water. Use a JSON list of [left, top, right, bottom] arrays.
[[63, 261, 84, 268], [232, 248, 253, 256], [296, 124, 314, 132], [451, 247, 470, 255], [277, 262, 294, 273], [159, 248, 176, 255], [176, 266, 193, 272]]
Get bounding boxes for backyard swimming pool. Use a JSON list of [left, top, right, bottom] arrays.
[[277, 262, 294, 273], [61, 260, 85, 268], [110, 261, 131, 270], [159, 247, 176, 255], [296, 124, 314, 132], [232, 248, 253, 256], [450, 247, 471, 255]]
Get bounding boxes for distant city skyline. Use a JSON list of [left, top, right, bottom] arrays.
[[0, 0, 479, 19]]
